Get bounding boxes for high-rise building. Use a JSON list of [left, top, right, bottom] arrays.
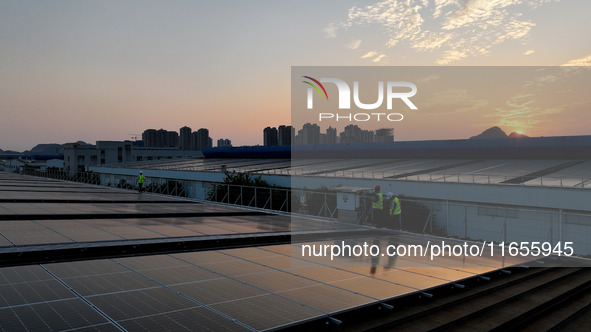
[[217, 138, 232, 147], [340, 125, 374, 144], [179, 126, 192, 150], [325, 126, 337, 144], [167, 131, 179, 147], [296, 123, 321, 145], [142, 129, 157, 147], [191, 128, 211, 151], [263, 127, 278, 146], [375, 128, 394, 143], [278, 125, 293, 146], [156, 129, 168, 147]]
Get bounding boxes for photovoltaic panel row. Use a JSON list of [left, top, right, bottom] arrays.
[[0, 213, 359, 248], [0, 191, 160, 201], [45, 258, 322, 331], [0, 202, 247, 216], [0, 236, 518, 331]]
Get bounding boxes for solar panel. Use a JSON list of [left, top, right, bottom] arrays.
[[45, 260, 129, 278], [235, 271, 318, 293], [210, 293, 322, 331], [116, 255, 189, 271], [0, 299, 114, 331], [0, 265, 53, 284], [0, 280, 75, 307], [56, 272, 159, 296], [128, 265, 221, 286], [87, 288, 201, 321], [171, 278, 267, 305], [0, 221, 72, 245], [118, 306, 249, 332], [276, 284, 373, 313], [330, 277, 415, 300], [38, 220, 122, 242]]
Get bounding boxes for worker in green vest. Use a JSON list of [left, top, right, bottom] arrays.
[[372, 185, 384, 226], [387, 192, 402, 229], [137, 171, 145, 193]]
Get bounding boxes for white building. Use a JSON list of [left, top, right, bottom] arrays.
[[1, 159, 25, 173], [64, 141, 203, 175]]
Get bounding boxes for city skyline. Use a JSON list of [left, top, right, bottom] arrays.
[[1, 1, 590, 151]]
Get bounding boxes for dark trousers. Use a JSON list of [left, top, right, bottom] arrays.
[[373, 209, 386, 226]]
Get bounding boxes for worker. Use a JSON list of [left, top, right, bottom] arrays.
[[372, 185, 384, 226], [137, 171, 145, 193], [388, 193, 402, 229]]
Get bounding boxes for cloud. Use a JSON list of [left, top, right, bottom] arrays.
[[562, 54, 591, 66], [324, 23, 338, 38], [373, 54, 387, 62], [360, 51, 386, 62], [346, 39, 362, 50], [524, 49, 536, 55], [433, 0, 460, 19], [437, 49, 468, 64], [361, 51, 378, 59], [327, 0, 559, 64]]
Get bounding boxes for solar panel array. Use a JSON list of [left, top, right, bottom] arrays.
[[1, 242, 519, 331], [0, 172, 528, 331], [0, 173, 361, 248]]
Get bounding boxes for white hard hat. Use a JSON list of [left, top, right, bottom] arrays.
[[387, 192, 393, 199]]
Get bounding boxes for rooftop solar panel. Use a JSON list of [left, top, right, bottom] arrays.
[[0, 171, 553, 330], [209, 293, 322, 331], [276, 284, 373, 313], [118, 306, 248, 332], [0, 265, 53, 284], [0, 299, 116, 331], [0, 279, 75, 307], [86, 288, 201, 321], [45, 260, 129, 278], [55, 272, 159, 296], [171, 278, 267, 305]]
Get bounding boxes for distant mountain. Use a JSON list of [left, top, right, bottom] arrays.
[[470, 127, 529, 139], [470, 126, 508, 139], [23, 144, 64, 155], [1, 141, 92, 156], [0, 148, 22, 154], [508, 132, 529, 138]]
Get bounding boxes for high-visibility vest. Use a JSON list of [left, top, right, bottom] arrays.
[[372, 193, 383, 210], [138, 174, 145, 183], [390, 197, 401, 215]]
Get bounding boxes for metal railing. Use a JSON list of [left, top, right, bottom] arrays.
[[205, 183, 291, 213], [22, 168, 100, 185]]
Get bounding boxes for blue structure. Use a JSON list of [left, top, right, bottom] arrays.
[[203, 135, 591, 160]]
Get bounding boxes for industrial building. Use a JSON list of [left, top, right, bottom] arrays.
[[64, 141, 203, 175]]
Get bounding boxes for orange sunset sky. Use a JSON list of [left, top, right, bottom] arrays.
[[1, 0, 590, 151]]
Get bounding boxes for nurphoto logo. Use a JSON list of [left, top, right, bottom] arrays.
[[302, 76, 418, 122]]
